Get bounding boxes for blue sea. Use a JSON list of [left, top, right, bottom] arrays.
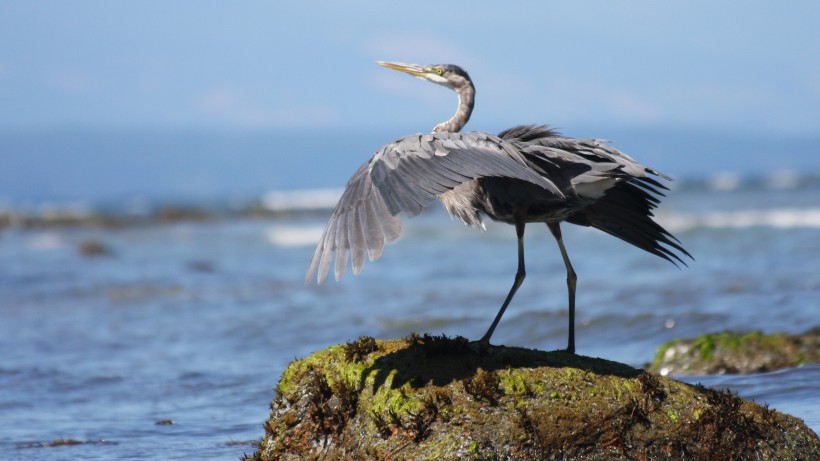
[[1, 129, 819, 459]]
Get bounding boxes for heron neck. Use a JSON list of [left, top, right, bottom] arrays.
[[434, 84, 475, 133]]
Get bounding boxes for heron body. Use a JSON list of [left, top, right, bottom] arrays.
[[306, 62, 690, 353]]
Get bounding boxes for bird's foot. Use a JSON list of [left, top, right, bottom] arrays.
[[467, 339, 493, 355]]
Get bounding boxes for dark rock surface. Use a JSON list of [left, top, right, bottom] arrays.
[[245, 335, 819, 460]]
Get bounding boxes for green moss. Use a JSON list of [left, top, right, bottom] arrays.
[[248, 338, 820, 461], [651, 338, 680, 370], [499, 368, 547, 397], [652, 329, 820, 375], [694, 333, 717, 361]]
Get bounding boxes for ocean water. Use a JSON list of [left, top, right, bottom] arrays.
[[2, 137, 820, 459]]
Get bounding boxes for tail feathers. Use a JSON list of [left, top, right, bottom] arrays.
[[568, 181, 692, 266]]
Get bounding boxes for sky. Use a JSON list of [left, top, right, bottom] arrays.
[[1, 1, 820, 135], [1, 2, 820, 203]]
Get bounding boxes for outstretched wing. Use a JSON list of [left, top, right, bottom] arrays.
[[306, 131, 563, 285]]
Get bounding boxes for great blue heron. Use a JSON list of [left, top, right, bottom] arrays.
[[306, 61, 690, 353]]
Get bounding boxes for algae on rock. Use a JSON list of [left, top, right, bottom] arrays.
[[246, 334, 820, 460], [651, 328, 820, 375]]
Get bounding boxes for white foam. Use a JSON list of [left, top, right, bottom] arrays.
[[26, 233, 66, 250], [765, 169, 800, 189], [265, 225, 325, 247], [660, 207, 820, 232], [261, 188, 342, 212], [707, 172, 742, 191], [37, 201, 94, 219]]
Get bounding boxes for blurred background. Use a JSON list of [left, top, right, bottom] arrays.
[[1, 1, 818, 459]]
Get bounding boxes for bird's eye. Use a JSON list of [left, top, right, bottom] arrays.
[[436, 67, 443, 75]]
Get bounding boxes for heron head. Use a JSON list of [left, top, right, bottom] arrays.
[[376, 61, 472, 92]]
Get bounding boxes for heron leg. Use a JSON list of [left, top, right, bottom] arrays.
[[479, 219, 526, 345], [548, 222, 577, 354]]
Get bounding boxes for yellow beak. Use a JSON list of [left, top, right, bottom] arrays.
[[376, 61, 428, 77]]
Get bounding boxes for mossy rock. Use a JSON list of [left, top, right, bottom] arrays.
[[650, 328, 820, 376], [245, 334, 820, 460]]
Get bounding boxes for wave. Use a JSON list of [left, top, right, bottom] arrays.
[[678, 169, 818, 192], [661, 207, 820, 232], [265, 206, 820, 250], [265, 224, 326, 247], [260, 188, 342, 212], [5, 170, 820, 234]]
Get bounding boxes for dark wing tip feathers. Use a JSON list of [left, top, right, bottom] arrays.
[[574, 173, 692, 267]]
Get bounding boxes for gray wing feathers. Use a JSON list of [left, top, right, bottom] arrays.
[[374, 133, 564, 199], [362, 197, 385, 260], [305, 162, 397, 285], [306, 132, 563, 285], [533, 136, 671, 181]]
